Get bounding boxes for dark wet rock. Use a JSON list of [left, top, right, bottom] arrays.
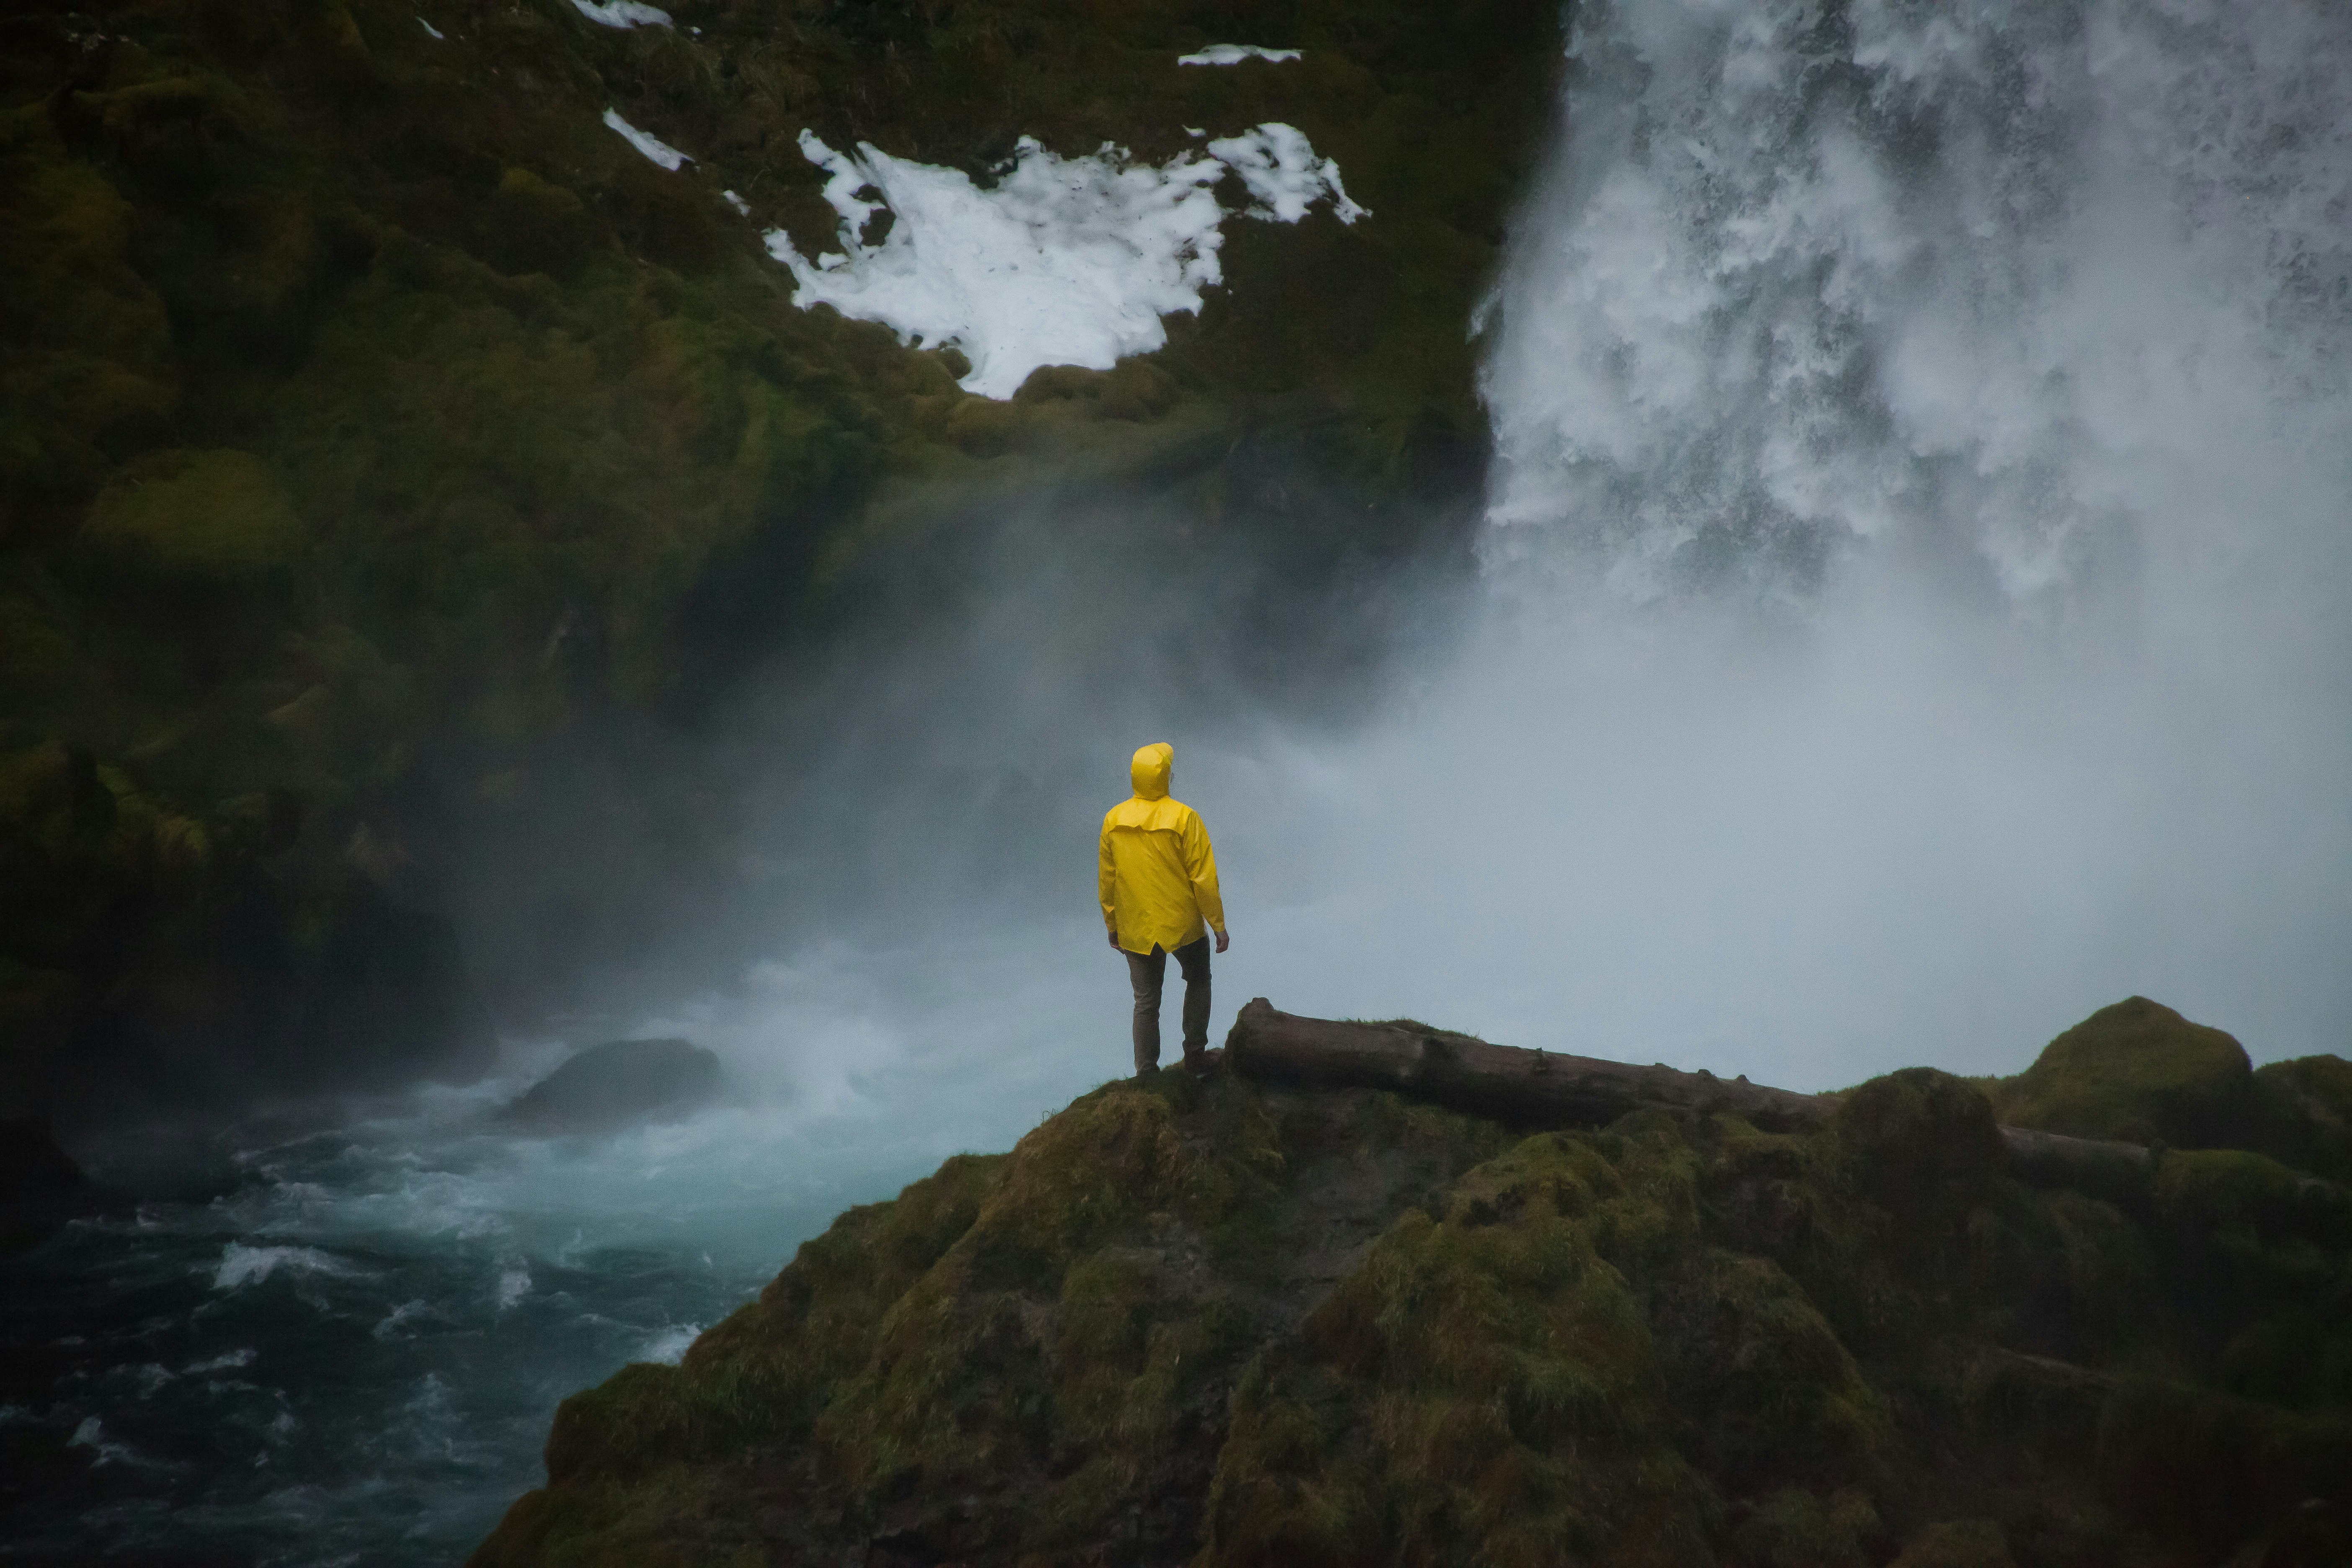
[[0, 1117, 125, 1255], [500, 1039, 724, 1134]]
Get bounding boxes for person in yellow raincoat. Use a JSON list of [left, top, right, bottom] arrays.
[[1099, 742, 1228, 1074]]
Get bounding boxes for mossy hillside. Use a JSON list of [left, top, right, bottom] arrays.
[[474, 1010, 2352, 1567], [2, 0, 1564, 1113], [0, 738, 495, 1117]]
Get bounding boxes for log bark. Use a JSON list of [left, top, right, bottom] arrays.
[[1224, 998, 2156, 1194], [1223, 998, 1832, 1133], [1997, 1124, 2153, 1202]]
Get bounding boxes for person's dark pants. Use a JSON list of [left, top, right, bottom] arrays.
[[1125, 936, 1211, 1074]]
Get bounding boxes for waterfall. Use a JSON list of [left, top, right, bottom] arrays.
[[1294, 0, 2352, 1073], [1482, 0, 2352, 611]]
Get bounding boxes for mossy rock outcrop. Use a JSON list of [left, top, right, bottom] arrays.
[[1989, 997, 2255, 1149], [1988, 998, 2352, 1189], [3, 0, 1565, 1118], [473, 1025, 2352, 1567]]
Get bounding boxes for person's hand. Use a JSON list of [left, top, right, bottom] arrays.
[[1108, 931, 1122, 950], [1215, 928, 1230, 954]]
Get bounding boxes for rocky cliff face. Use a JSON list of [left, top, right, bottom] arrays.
[[472, 1001, 2352, 1567], [0, 0, 1561, 1121]]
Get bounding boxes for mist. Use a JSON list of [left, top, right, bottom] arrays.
[[612, 0, 2351, 1146]]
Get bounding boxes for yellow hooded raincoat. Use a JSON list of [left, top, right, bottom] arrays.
[[1099, 743, 1225, 955]]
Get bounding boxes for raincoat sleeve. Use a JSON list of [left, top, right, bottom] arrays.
[[1183, 810, 1226, 936], [1098, 815, 1119, 936]]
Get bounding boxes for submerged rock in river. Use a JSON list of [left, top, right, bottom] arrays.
[[0, 1117, 126, 1255], [500, 1039, 725, 1134]]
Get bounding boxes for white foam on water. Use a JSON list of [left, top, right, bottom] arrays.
[[641, 1323, 702, 1364], [211, 1243, 361, 1292], [372, 1300, 433, 1339], [495, 1261, 531, 1310]]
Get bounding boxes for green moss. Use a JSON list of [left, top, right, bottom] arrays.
[[0, 106, 177, 502], [1835, 1067, 2005, 1220], [1888, 1518, 2014, 1568], [2250, 1054, 2352, 1183], [1204, 1127, 1717, 1566], [543, 1150, 1007, 1485], [1657, 1249, 1891, 1491], [2153, 1148, 2351, 1246], [2095, 1377, 2352, 1553], [467, 1461, 766, 1568], [1729, 1487, 1880, 1568], [1991, 996, 2254, 1148], [83, 449, 307, 582]]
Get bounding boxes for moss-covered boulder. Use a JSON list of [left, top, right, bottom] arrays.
[[2250, 1054, 2352, 1184], [473, 1025, 2352, 1567], [1989, 997, 2255, 1149]]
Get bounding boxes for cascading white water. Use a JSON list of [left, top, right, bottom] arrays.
[[1335, 0, 2352, 1076], [1484, 0, 2352, 608]]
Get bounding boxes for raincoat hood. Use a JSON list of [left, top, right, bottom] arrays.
[[1130, 743, 1173, 801]]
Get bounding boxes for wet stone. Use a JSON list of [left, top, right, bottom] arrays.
[[500, 1039, 726, 1134]]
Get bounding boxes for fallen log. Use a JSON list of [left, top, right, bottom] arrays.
[[1224, 998, 2157, 1195], [1223, 998, 1831, 1133], [1997, 1124, 2152, 1203]]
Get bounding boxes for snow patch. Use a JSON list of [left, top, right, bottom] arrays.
[[1206, 123, 1366, 225], [764, 124, 1366, 399], [1178, 44, 1300, 66], [418, 16, 444, 39], [603, 108, 691, 171], [571, 0, 671, 27], [723, 189, 751, 216]]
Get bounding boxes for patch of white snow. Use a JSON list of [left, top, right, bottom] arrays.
[[723, 189, 751, 216], [571, 0, 671, 28], [603, 108, 691, 171], [1205, 123, 1366, 224], [418, 16, 444, 39], [1178, 44, 1300, 66], [764, 125, 1365, 399]]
